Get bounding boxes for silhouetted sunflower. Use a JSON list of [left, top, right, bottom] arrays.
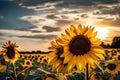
[[48, 24, 105, 73], [2, 41, 19, 64], [113, 52, 120, 61], [0, 58, 7, 72]]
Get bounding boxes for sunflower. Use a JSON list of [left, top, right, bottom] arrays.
[[105, 62, 120, 77], [0, 58, 7, 72], [90, 72, 103, 80], [22, 59, 32, 68], [48, 24, 105, 73], [2, 40, 20, 64], [113, 52, 120, 61]]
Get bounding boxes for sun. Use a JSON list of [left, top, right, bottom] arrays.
[[94, 27, 109, 40]]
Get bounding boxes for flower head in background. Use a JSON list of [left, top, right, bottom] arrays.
[[105, 62, 120, 77], [90, 72, 102, 80], [22, 59, 32, 68], [48, 24, 105, 74], [2, 40, 19, 64], [0, 58, 7, 72]]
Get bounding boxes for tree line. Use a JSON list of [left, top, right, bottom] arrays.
[[100, 36, 120, 48]]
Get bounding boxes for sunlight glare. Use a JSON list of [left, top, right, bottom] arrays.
[[94, 27, 109, 41]]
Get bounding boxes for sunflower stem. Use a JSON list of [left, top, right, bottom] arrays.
[[13, 64, 17, 80], [85, 63, 89, 80]]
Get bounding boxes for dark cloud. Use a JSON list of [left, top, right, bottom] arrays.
[[0, 33, 4, 36], [43, 26, 60, 32], [55, 0, 93, 8], [15, 0, 57, 6], [93, 5, 120, 17], [61, 15, 69, 19], [93, 10, 101, 15], [18, 34, 57, 39], [14, 0, 93, 7], [31, 30, 42, 33], [81, 14, 89, 18], [56, 20, 73, 25], [93, 0, 118, 4], [46, 14, 59, 19], [100, 6, 120, 15]]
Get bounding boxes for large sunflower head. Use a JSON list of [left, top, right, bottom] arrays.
[[2, 40, 20, 64], [48, 24, 105, 74]]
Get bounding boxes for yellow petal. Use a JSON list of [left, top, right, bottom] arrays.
[[95, 53, 105, 60], [56, 38, 69, 46], [52, 59, 62, 71], [48, 55, 57, 64], [91, 46, 105, 54], [82, 26, 88, 34], [70, 25, 77, 35], [89, 52, 99, 61], [84, 27, 94, 36], [61, 33, 70, 40], [84, 54, 95, 67], [88, 32, 97, 38], [63, 52, 73, 64], [61, 65, 68, 74], [56, 64, 64, 73], [76, 56, 82, 71], [77, 24, 82, 35], [67, 55, 76, 72]]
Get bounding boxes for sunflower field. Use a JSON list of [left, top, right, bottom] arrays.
[[0, 24, 120, 80]]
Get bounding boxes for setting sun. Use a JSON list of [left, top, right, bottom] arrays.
[[94, 27, 109, 41]]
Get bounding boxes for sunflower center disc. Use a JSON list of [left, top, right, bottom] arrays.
[[107, 63, 116, 70], [69, 35, 91, 56], [26, 61, 30, 65], [6, 46, 15, 59], [118, 55, 120, 60]]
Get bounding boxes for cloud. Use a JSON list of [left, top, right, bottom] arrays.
[[31, 30, 43, 33], [0, 1, 35, 30], [18, 34, 57, 39], [0, 33, 4, 36], [93, 4, 120, 17], [46, 14, 59, 19], [55, 0, 93, 8], [42, 26, 60, 32], [100, 5, 120, 15], [15, 0, 57, 6], [96, 16, 115, 20], [81, 14, 89, 18], [94, 18, 120, 27], [55, 20, 73, 26], [15, 0, 93, 7], [93, 0, 118, 4]]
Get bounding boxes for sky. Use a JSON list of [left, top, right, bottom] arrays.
[[0, 0, 120, 51]]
